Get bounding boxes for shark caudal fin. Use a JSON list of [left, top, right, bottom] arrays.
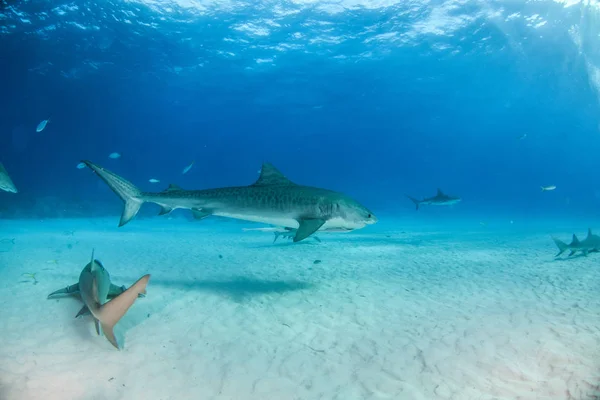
[[97, 274, 150, 349], [82, 160, 144, 227], [551, 236, 569, 257], [406, 195, 421, 211]]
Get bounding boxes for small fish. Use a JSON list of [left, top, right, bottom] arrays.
[[182, 161, 194, 174], [76, 162, 86, 169], [541, 185, 556, 191], [519, 133, 527, 140], [149, 178, 160, 183], [108, 152, 121, 159], [36, 118, 50, 133]]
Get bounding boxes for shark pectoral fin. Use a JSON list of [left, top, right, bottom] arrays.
[[568, 250, 576, 257], [191, 208, 211, 220], [98, 274, 151, 350], [313, 236, 322, 243], [108, 283, 126, 298], [47, 283, 80, 299], [158, 205, 173, 216], [294, 219, 326, 242], [75, 305, 90, 318]]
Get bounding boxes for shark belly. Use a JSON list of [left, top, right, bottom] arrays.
[[212, 211, 301, 228]]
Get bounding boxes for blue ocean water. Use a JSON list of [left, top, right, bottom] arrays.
[[1, 0, 600, 224], [2, 1, 600, 399]]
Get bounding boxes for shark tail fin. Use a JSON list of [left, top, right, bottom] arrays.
[[551, 235, 569, 257], [98, 274, 150, 349], [82, 160, 145, 227], [406, 195, 420, 211]]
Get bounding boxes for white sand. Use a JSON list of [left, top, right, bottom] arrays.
[[1, 217, 599, 400]]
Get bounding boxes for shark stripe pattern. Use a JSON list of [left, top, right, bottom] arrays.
[[82, 160, 377, 242]]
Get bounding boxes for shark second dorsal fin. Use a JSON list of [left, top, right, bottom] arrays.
[[571, 234, 580, 245], [164, 184, 182, 192], [253, 163, 295, 186]]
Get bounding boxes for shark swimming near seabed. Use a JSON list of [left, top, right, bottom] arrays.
[[551, 228, 600, 257], [406, 189, 461, 210], [47, 250, 150, 349], [0, 163, 17, 193], [81, 160, 377, 242]]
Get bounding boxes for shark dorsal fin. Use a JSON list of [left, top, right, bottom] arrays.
[[588, 228, 593, 238], [89, 249, 96, 271], [437, 188, 444, 196], [253, 163, 295, 186], [164, 183, 182, 192], [571, 234, 580, 245]]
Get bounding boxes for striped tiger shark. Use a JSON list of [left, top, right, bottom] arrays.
[[47, 250, 150, 349], [81, 160, 377, 242]]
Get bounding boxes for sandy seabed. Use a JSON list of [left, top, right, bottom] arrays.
[[0, 217, 599, 400]]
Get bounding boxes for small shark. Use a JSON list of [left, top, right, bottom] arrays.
[[551, 228, 600, 257], [81, 160, 377, 242], [406, 189, 461, 210], [0, 163, 17, 193], [48, 250, 150, 349]]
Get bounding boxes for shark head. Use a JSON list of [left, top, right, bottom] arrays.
[[333, 197, 378, 229]]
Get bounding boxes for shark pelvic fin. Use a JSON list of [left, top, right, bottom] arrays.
[[253, 163, 295, 186], [81, 160, 144, 227], [98, 274, 150, 349], [294, 218, 326, 242], [158, 205, 173, 215], [75, 305, 90, 318], [191, 208, 211, 220]]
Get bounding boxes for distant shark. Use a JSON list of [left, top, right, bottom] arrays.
[[82, 160, 377, 242], [552, 228, 600, 257], [47, 250, 150, 349], [406, 189, 461, 210], [0, 163, 17, 193]]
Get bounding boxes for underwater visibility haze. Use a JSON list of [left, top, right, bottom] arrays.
[[1, 0, 600, 399]]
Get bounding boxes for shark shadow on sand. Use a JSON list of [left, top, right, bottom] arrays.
[[152, 276, 314, 303]]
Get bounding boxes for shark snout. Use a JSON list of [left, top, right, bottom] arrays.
[[366, 213, 378, 224]]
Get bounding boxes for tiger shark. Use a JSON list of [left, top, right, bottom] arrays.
[[48, 250, 150, 349], [407, 189, 461, 210], [0, 162, 17, 193], [552, 228, 600, 257], [81, 160, 377, 242]]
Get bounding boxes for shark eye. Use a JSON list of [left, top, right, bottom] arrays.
[[367, 214, 372, 218]]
